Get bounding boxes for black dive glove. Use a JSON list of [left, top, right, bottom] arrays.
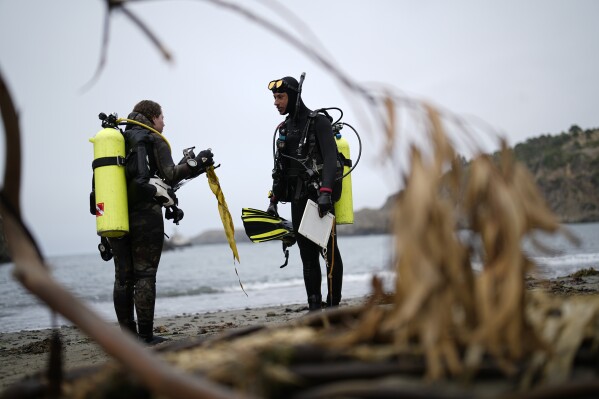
[[98, 237, 113, 261], [165, 205, 184, 224], [195, 149, 214, 168], [187, 149, 215, 177], [317, 189, 333, 218], [267, 200, 279, 217]]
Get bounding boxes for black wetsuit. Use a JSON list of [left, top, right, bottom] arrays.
[[273, 103, 344, 309], [109, 111, 194, 341]]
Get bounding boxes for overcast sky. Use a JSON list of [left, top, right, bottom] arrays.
[[1, 0, 598, 257]]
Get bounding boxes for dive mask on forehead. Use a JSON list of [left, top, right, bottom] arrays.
[[268, 78, 298, 93]]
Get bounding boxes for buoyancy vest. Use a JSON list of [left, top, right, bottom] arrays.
[[272, 109, 344, 202], [123, 125, 160, 205]]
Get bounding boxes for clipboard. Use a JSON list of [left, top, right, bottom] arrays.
[[298, 199, 335, 248]]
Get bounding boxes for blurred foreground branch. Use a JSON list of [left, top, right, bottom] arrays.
[[3, 1, 598, 397]]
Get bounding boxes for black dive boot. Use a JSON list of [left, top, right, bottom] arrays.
[[308, 295, 323, 312], [120, 320, 137, 335], [114, 283, 137, 334], [324, 294, 341, 309], [138, 322, 168, 346]]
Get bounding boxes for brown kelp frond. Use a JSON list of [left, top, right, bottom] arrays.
[[206, 166, 240, 264]]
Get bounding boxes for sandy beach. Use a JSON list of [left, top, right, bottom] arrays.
[[0, 297, 366, 393], [1, 273, 598, 395]]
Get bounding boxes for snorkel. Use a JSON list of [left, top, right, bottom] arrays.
[[293, 72, 306, 126], [295, 72, 313, 156]]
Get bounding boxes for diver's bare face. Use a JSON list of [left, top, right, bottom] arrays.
[[273, 92, 288, 115], [152, 113, 165, 133]]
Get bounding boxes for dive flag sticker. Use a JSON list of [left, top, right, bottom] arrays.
[[96, 203, 104, 217]]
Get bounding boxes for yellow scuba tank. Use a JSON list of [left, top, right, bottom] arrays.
[[89, 127, 129, 237], [334, 134, 354, 224]]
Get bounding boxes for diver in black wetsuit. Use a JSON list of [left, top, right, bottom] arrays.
[[106, 100, 214, 344], [267, 76, 343, 311]]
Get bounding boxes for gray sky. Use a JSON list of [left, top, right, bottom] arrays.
[[1, 0, 598, 256]]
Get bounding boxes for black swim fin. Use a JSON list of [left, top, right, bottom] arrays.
[[241, 208, 295, 243], [242, 208, 296, 268]]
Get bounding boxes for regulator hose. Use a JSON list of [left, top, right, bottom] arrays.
[[116, 118, 171, 152], [271, 107, 363, 181]]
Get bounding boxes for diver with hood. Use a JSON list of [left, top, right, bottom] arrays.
[[267, 75, 344, 311], [106, 100, 214, 344]]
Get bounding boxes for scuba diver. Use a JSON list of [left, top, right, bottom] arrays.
[[90, 100, 214, 344], [266, 75, 344, 311]]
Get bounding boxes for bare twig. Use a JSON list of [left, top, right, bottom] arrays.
[[120, 4, 173, 61], [81, 0, 172, 92], [80, 1, 114, 93]]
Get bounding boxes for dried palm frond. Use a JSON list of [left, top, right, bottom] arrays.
[[2, 2, 598, 398]]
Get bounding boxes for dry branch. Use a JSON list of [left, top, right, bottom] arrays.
[[2, 2, 598, 398]]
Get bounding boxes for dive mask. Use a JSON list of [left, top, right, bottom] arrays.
[[268, 78, 298, 93]]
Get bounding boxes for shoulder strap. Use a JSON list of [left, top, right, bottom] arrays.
[[304, 109, 336, 157], [298, 110, 323, 156]]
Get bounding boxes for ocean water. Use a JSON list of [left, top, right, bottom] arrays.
[[1, 223, 599, 333]]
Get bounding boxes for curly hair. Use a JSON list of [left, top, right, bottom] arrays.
[[132, 100, 162, 120]]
